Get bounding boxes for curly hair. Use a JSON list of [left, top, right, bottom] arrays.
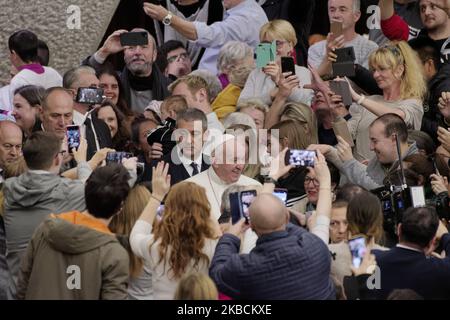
[[151, 182, 217, 279]]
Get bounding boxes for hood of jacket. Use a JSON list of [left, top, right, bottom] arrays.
[[4, 171, 64, 208], [41, 211, 117, 254]]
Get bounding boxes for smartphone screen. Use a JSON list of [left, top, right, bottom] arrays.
[[273, 188, 288, 205], [348, 236, 367, 268], [76, 87, 104, 105], [410, 186, 426, 208], [285, 149, 315, 167], [230, 192, 242, 224], [66, 125, 80, 152], [239, 190, 257, 222], [156, 204, 165, 220], [120, 32, 148, 47], [106, 152, 133, 164], [281, 57, 296, 75]]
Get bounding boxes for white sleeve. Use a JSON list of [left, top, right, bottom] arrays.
[[311, 215, 330, 245], [130, 220, 154, 262]]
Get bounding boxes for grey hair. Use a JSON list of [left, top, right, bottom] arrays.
[[189, 69, 223, 102], [217, 41, 254, 74], [223, 112, 257, 131], [63, 65, 96, 89], [236, 98, 269, 113]]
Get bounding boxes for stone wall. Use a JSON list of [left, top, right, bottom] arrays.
[[0, 0, 120, 86]]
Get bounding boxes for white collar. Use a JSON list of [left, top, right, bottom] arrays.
[[177, 146, 203, 167], [396, 243, 424, 253], [208, 166, 231, 186], [73, 110, 86, 126], [28, 169, 52, 175]]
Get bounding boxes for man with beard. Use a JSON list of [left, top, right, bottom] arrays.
[[83, 28, 169, 113], [380, 0, 450, 53]]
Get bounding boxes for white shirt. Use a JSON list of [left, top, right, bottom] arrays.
[[0, 85, 12, 112], [8, 67, 62, 109], [193, 0, 268, 74], [73, 110, 100, 152], [177, 148, 203, 177], [185, 167, 261, 220]]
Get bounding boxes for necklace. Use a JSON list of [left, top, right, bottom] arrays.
[[207, 170, 222, 209]]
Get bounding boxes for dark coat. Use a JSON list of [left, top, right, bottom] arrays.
[[372, 234, 450, 300], [209, 223, 336, 300]]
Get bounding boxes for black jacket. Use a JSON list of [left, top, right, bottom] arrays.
[[372, 234, 450, 299], [142, 151, 210, 186]]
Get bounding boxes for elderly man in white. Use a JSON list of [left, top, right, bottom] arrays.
[[186, 134, 261, 220]]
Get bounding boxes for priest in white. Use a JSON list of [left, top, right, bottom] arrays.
[[186, 134, 261, 220]]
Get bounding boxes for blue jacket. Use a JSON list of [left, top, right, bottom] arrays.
[[209, 223, 335, 300], [373, 233, 450, 299]]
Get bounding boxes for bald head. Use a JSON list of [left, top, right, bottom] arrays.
[[0, 121, 23, 167], [40, 88, 74, 140], [249, 194, 289, 235]]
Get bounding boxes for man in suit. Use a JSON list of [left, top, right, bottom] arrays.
[[144, 108, 210, 185], [62, 66, 113, 160], [373, 206, 450, 299]]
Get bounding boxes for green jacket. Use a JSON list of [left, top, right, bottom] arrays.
[[16, 211, 129, 300]]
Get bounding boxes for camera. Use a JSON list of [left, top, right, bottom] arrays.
[[76, 87, 105, 105], [146, 117, 177, 155]]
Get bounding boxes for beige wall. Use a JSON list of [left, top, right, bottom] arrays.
[[0, 0, 120, 86]]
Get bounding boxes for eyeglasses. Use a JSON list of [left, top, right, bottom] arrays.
[[167, 52, 189, 63], [261, 40, 289, 47], [304, 176, 320, 186]]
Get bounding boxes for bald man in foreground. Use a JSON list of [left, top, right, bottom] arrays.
[[209, 193, 335, 299]]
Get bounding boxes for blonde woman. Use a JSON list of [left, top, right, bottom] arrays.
[[239, 19, 313, 106], [109, 185, 153, 300], [130, 162, 220, 300], [346, 41, 427, 161]]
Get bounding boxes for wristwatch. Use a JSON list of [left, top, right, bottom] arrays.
[[264, 176, 278, 184], [162, 12, 173, 26]]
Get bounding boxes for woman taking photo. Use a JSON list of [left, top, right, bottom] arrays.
[[346, 41, 427, 161], [130, 162, 220, 300], [239, 19, 313, 107]]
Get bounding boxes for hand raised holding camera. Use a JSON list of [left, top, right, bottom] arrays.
[[152, 161, 171, 201], [268, 148, 294, 181], [277, 72, 300, 99], [143, 2, 169, 21], [98, 29, 128, 59], [430, 174, 449, 195]]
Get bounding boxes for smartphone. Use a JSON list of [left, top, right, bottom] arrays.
[[285, 149, 315, 167], [156, 204, 165, 220], [334, 47, 356, 63], [348, 236, 367, 268], [239, 190, 257, 222], [329, 80, 352, 106], [330, 21, 343, 38], [273, 188, 288, 205], [76, 87, 104, 105], [332, 62, 355, 77], [255, 41, 276, 68], [332, 117, 355, 147], [120, 31, 149, 47], [281, 56, 296, 75], [66, 125, 81, 152], [409, 186, 426, 208], [230, 192, 242, 224], [106, 152, 133, 164]]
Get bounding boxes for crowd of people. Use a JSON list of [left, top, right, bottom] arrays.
[[1, 0, 450, 300]]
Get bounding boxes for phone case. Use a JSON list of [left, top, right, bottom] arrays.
[[334, 47, 356, 63], [281, 57, 296, 75], [330, 21, 343, 38], [256, 42, 276, 68], [332, 62, 355, 77], [329, 81, 353, 106], [332, 117, 355, 147]]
